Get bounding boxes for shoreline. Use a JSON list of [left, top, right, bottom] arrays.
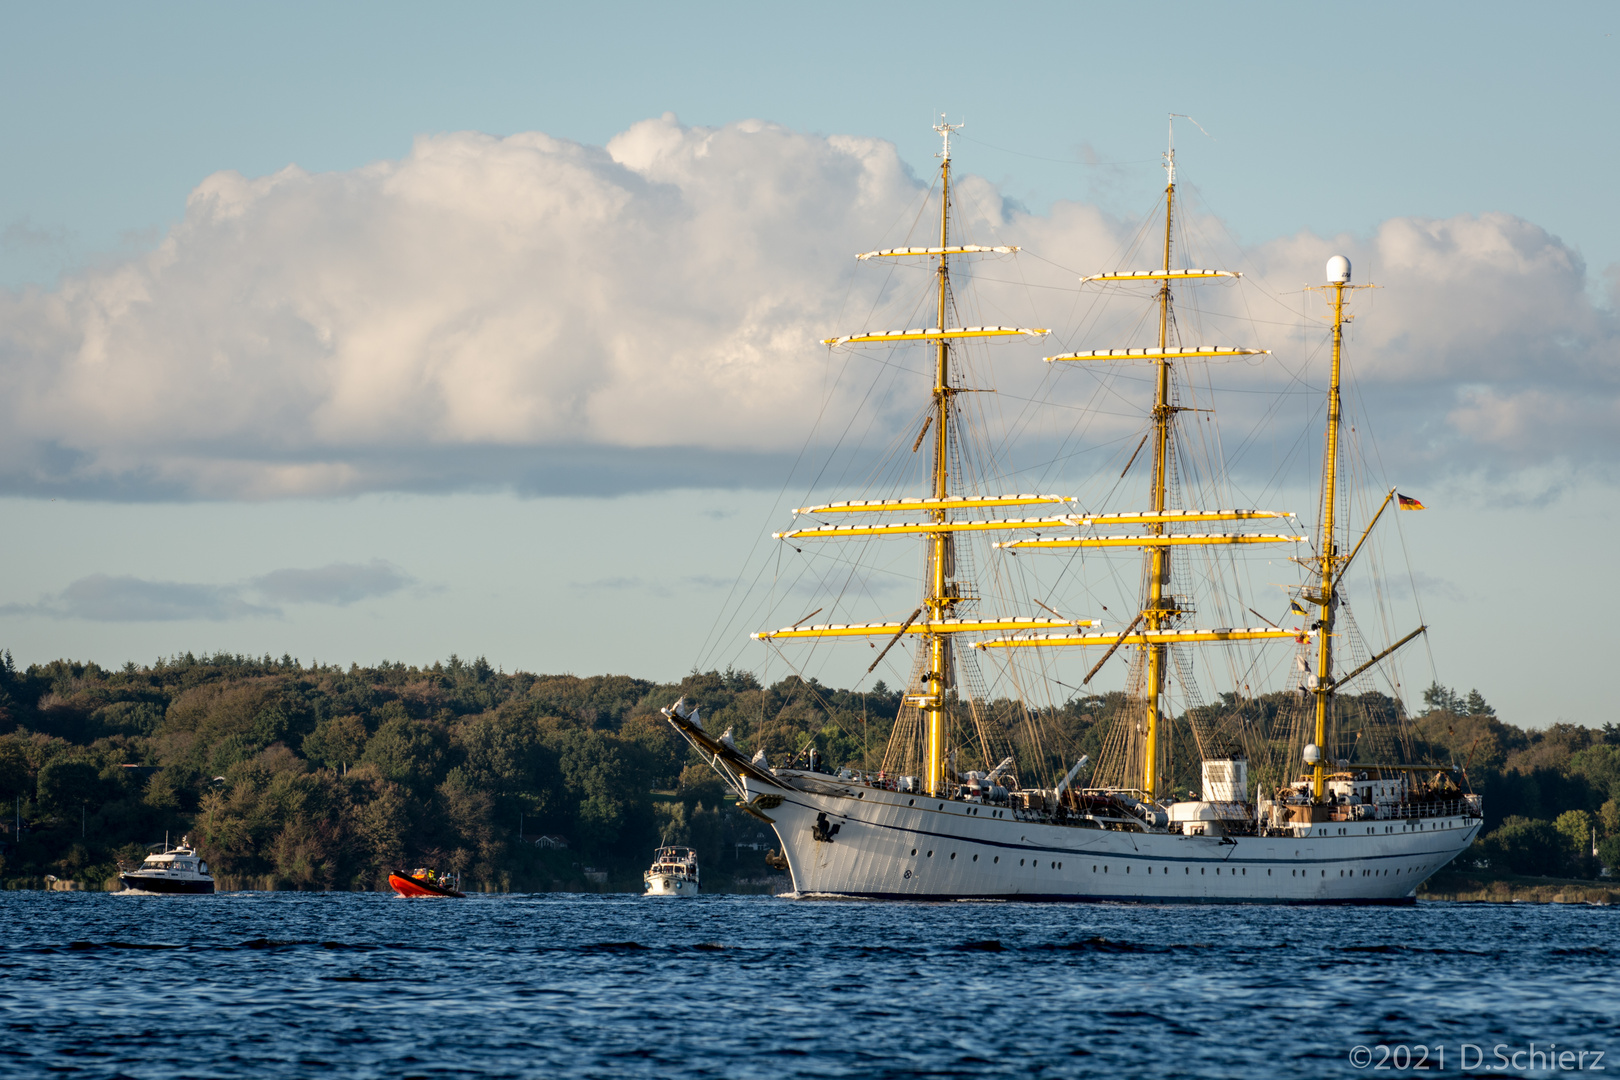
[[1419, 870, 1618, 905]]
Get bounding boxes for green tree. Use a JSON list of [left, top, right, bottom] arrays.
[[1600, 798, 1620, 838], [438, 768, 497, 867], [352, 770, 412, 875], [1569, 746, 1620, 806], [95, 700, 164, 736], [303, 715, 369, 770], [0, 741, 30, 801], [36, 757, 105, 816], [678, 762, 727, 808], [1422, 683, 1464, 715], [552, 730, 634, 853], [1483, 817, 1565, 877], [1599, 836, 1620, 876], [361, 717, 445, 793], [1554, 809, 1597, 878]]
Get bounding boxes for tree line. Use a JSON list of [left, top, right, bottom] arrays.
[[0, 650, 1613, 890]]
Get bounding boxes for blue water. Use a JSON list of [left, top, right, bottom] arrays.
[[2, 892, 1615, 1079]]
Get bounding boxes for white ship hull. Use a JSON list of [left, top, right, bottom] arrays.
[[644, 872, 699, 896], [751, 773, 1479, 903]]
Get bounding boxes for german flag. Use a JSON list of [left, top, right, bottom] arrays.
[[1396, 492, 1425, 510]]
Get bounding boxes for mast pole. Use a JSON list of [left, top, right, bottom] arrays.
[[1312, 269, 1348, 802], [1141, 124, 1177, 801], [924, 118, 960, 798]]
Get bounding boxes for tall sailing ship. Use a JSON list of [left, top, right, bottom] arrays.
[[664, 119, 1481, 901]]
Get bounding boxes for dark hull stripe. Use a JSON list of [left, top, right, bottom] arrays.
[[118, 875, 214, 894], [790, 890, 1420, 906]]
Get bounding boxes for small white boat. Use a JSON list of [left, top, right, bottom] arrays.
[[643, 846, 699, 896], [118, 837, 214, 895]]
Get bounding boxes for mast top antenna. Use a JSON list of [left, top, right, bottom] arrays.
[[934, 114, 963, 161], [1165, 114, 1213, 185]]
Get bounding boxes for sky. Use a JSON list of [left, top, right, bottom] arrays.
[[1, 2, 1616, 729]]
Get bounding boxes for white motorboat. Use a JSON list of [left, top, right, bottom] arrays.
[[118, 837, 215, 894], [643, 846, 700, 896]]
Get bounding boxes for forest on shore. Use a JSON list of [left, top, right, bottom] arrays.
[[0, 649, 1615, 892]]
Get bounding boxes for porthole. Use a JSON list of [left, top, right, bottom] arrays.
[[927, 851, 933, 858], [911, 848, 917, 857], [1184, 867, 1189, 874], [972, 854, 978, 862], [1020, 858, 1025, 866], [1058, 862, 1063, 869], [908, 799, 915, 806], [1242, 868, 1246, 875], [857, 792, 864, 799], [1201, 868, 1205, 875], [993, 856, 999, 864], [1092, 865, 1097, 872], [1216, 868, 1220, 876], [1126, 865, 1131, 874], [950, 852, 956, 860], [1055, 862, 1061, 870]]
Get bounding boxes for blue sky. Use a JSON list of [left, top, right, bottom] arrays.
[[1, 2, 1616, 728], [6, 3, 1618, 289]]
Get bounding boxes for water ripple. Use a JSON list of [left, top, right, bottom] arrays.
[[0, 893, 1615, 1079]]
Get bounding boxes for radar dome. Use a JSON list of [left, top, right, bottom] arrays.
[[1303, 743, 1322, 765], [1326, 255, 1351, 284]]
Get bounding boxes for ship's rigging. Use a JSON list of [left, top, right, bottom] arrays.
[[732, 116, 1437, 814], [665, 116, 1478, 904]]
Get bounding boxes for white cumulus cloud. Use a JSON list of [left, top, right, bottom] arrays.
[[0, 115, 1613, 500]]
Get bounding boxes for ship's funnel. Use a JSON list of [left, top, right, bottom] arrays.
[[1326, 255, 1351, 284]]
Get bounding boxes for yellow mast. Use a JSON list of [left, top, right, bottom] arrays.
[[763, 129, 1059, 733], [1311, 257, 1350, 801], [987, 116, 1301, 801], [924, 119, 960, 797], [1140, 130, 1178, 800]]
